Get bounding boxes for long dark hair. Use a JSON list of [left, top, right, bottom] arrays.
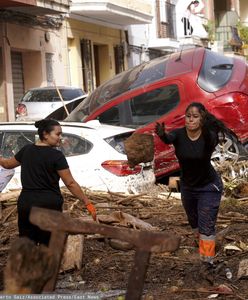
[[35, 119, 60, 141], [186, 102, 238, 146]]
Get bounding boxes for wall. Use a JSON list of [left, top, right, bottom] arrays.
[[0, 21, 66, 120], [65, 18, 123, 89], [240, 0, 248, 25]]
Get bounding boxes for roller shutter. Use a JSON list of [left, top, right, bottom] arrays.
[[11, 51, 24, 107]]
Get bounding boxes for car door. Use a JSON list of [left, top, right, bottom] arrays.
[[96, 80, 186, 177]]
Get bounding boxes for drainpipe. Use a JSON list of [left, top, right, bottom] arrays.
[[2, 22, 15, 121]]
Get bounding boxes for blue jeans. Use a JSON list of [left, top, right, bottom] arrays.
[[180, 174, 223, 236]]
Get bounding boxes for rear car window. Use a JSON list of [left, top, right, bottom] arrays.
[[60, 134, 92, 156], [22, 88, 84, 102], [197, 50, 234, 92], [104, 132, 133, 154]]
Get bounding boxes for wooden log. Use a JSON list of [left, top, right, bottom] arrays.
[[0, 190, 21, 202], [60, 234, 84, 272], [4, 237, 56, 294], [30, 207, 180, 253]]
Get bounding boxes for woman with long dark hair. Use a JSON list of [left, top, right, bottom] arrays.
[[155, 102, 237, 283], [0, 119, 96, 246]]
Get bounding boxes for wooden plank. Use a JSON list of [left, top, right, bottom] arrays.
[[30, 207, 180, 253]]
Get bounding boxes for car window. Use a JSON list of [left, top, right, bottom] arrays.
[[104, 132, 133, 154], [22, 88, 84, 102], [98, 84, 180, 128], [0, 131, 92, 158], [60, 134, 92, 156], [0, 132, 35, 158], [197, 50, 234, 92]]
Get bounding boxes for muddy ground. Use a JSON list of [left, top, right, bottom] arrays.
[[1, 162, 248, 299]]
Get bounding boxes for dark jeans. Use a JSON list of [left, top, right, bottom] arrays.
[[180, 174, 223, 236], [17, 191, 63, 246]]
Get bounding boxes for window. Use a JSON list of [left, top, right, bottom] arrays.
[[0, 131, 35, 158], [22, 88, 84, 102], [198, 50, 234, 92], [160, 0, 167, 23], [60, 134, 92, 156], [45, 53, 54, 86], [98, 84, 180, 128], [0, 131, 92, 158]]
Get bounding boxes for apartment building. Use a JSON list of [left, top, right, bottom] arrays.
[[67, 0, 153, 93], [0, 0, 70, 121], [127, 0, 248, 66]]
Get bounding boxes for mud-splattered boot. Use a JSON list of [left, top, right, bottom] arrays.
[[199, 262, 215, 285]]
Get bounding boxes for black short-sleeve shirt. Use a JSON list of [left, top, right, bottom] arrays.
[[161, 127, 218, 187], [15, 144, 69, 195]]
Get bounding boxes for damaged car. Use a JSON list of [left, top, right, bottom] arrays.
[[65, 47, 248, 179], [0, 121, 155, 193]]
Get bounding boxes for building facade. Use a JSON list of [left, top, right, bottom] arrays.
[[0, 0, 247, 121], [0, 0, 70, 121], [67, 0, 153, 93]]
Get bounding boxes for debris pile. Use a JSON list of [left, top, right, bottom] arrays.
[[0, 160, 248, 298]]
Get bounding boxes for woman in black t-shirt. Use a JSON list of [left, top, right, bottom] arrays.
[[0, 119, 97, 246], [155, 102, 238, 283]]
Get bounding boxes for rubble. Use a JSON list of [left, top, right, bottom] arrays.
[[0, 160, 248, 298]]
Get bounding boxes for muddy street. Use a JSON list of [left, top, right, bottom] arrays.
[[0, 162, 248, 299]]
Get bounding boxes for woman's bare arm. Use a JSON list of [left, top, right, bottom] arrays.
[[58, 168, 96, 220], [58, 168, 90, 205], [0, 157, 20, 169]]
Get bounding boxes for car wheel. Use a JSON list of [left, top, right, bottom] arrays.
[[211, 135, 247, 165]]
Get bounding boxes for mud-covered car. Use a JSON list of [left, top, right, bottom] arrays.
[[65, 47, 248, 179], [0, 121, 155, 193]]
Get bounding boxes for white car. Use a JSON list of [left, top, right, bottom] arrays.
[[0, 121, 155, 193], [15, 86, 86, 121]]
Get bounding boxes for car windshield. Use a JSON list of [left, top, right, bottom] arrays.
[[65, 56, 168, 122], [22, 88, 84, 102], [197, 50, 234, 92]]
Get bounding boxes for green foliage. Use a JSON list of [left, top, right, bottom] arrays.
[[237, 22, 248, 44], [203, 20, 215, 43]]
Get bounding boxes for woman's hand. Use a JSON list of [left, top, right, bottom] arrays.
[[155, 122, 165, 138], [86, 202, 97, 221]]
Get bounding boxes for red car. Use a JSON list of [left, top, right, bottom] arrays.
[[66, 47, 248, 179]]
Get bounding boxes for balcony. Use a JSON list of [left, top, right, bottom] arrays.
[[0, 0, 70, 15], [70, 0, 153, 26]]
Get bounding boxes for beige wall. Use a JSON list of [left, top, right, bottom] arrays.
[[22, 51, 43, 90], [0, 22, 67, 120], [240, 0, 248, 25], [0, 47, 5, 121], [65, 18, 124, 90], [97, 44, 111, 84]]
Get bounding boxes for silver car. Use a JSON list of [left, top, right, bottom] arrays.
[[15, 86, 86, 121]]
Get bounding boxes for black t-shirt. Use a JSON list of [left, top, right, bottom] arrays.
[[15, 144, 69, 195], [161, 127, 218, 187]]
